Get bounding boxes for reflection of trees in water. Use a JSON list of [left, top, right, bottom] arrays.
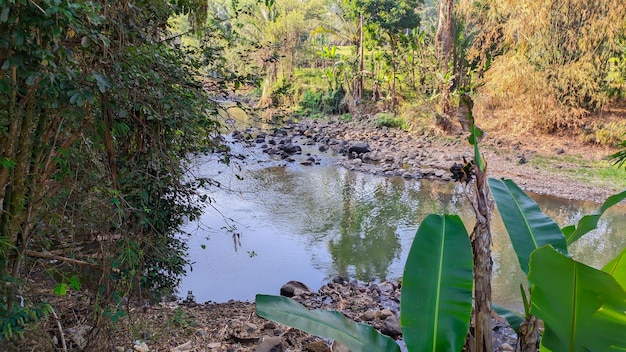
[[245, 165, 626, 290], [329, 173, 403, 281]]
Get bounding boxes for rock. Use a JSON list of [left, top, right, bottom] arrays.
[[170, 341, 192, 351], [133, 341, 150, 352], [254, 335, 283, 352], [379, 309, 393, 319], [381, 314, 402, 337], [500, 342, 515, 351], [245, 322, 259, 332], [68, 324, 92, 350], [263, 322, 277, 330], [195, 329, 208, 337], [280, 280, 313, 297], [518, 154, 527, 164], [305, 340, 330, 352], [348, 142, 371, 156], [434, 169, 445, 177], [206, 342, 221, 349], [331, 275, 346, 284], [361, 309, 376, 321], [183, 290, 196, 305], [331, 341, 351, 352], [282, 143, 302, 154]]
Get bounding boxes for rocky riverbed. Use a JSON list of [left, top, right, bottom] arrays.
[[232, 115, 619, 203]]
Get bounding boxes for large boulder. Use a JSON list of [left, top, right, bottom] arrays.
[[280, 280, 313, 297], [281, 143, 302, 154], [347, 142, 371, 157]]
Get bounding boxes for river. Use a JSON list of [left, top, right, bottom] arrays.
[[178, 133, 626, 313]]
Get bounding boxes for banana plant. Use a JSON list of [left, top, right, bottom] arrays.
[[255, 214, 474, 352], [489, 179, 626, 351]]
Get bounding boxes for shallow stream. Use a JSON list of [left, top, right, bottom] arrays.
[[179, 136, 626, 313]]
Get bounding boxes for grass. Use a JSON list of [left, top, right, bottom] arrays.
[[375, 112, 409, 130], [529, 154, 626, 191]]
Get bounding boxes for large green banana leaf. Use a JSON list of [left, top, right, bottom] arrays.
[[562, 189, 626, 245], [401, 214, 473, 352], [529, 246, 626, 352], [603, 247, 626, 290], [488, 178, 567, 274], [255, 294, 400, 352]]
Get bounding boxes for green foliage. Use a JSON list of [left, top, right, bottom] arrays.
[[529, 245, 626, 352], [603, 247, 626, 289], [374, 113, 407, 130], [297, 87, 347, 116], [610, 140, 626, 170], [321, 87, 347, 114], [340, 113, 352, 121], [581, 120, 626, 147], [298, 89, 324, 114], [0, 0, 242, 342], [0, 301, 51, 340], [562, 189, 626, 245], [401, 214, 473, 352], [488, 178, 568, 274], [256, 294, 400, 352], [53, 275, 81, 296], [491, 181, 626, 351]]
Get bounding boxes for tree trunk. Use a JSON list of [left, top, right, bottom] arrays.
[[435, 0, 455, 130], [471, 163, 493, 352], [389, 33, 397, 111], [358, 14, 364, 100]]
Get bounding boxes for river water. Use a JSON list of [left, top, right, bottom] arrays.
[[178, 131, 626, 313]]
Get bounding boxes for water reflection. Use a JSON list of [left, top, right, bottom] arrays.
[[179, 148, 626, 313]]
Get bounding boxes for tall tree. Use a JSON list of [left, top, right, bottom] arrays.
[[359, 0, 421, 109]]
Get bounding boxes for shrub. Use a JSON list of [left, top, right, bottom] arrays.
[[375, 113, 408, 130]]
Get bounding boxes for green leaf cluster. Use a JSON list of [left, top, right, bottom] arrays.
[[0, 0, 246, 340]]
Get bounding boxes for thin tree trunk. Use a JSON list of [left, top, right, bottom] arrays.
[[389, 34, 397, 111], [358, 14, 364, 100], [435, 0, 455, 130], [471, 163, 493, 352]]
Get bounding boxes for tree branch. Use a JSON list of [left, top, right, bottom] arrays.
[[25, 250, 102, 269]]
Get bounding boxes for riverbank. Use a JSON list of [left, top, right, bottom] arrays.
[[241, 114, 623, 203], [106, 277, 518, 352]]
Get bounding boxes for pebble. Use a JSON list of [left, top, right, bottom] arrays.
[[305, 340, 330, 352], [245, 322, 259, 332], [379, 309, 393, 319], [254, 335, 283, 352], [500, 342, 515, 351], [361, 309, 376, 321], [381, 314, 402, 337], [170, 341, 192, 352], [133, 342, 150, 352], [331, 341, 351, 352]]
